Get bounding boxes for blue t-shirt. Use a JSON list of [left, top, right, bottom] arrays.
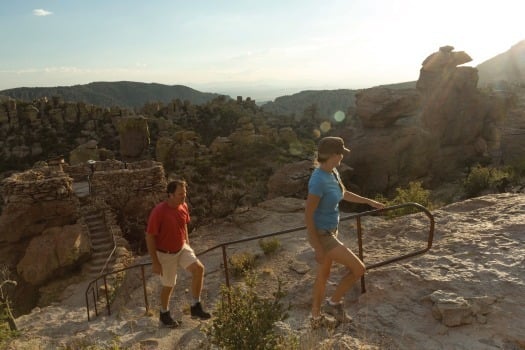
[[308, 167, 343, 230]]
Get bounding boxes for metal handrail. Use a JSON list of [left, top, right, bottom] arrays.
[[98, 215, 117, 276], [85, 202, 434, 321]]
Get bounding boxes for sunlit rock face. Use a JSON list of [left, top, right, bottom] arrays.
[[342, 46, 511, 193]]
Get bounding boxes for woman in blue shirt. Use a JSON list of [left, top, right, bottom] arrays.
[[305, 136, 385, 327]]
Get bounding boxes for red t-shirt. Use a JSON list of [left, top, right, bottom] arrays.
[[146, 201, 190, 252]]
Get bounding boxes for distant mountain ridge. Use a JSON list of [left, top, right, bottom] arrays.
[[261, 89, 357, 118], [1, 40, 522, 113], [0, 81, 225, 108]]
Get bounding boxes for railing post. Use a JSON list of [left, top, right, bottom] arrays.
[[222, 245, 230, 289], [103, 275, 111, 315], [356, 216, 366, 293], [92, 288, 98, 317], [221, 245, 232, 306], [86, 291, 91, 322], [141, 265, 149, 314]]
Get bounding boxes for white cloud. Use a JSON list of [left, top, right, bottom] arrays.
[[33, 9, 53, 17]]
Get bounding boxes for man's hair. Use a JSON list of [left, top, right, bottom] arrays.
[[167, 179, 187, 194]]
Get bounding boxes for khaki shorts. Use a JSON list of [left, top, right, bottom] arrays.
[[317, 228, 344, 253], [157, 244, 198, 287]]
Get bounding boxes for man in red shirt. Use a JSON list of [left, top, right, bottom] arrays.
[[146, 179, 211, 327]]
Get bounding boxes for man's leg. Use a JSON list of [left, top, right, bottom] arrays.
[[186, 259, 211, 319], [187, 261, 204, 300], [160, 285, 174, 311], [157, 253, 180, 327]]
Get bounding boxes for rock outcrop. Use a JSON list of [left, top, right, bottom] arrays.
[[17, 224, 91, 285], [341, 45, 513, 194], [0, 166, 79, 243]]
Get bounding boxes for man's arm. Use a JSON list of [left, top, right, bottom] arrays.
[[145, 233, 162, 275], [184, 224, 190, 245]]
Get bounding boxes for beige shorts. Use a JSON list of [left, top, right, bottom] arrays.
[[318, 228, 344, 253], [157, 244, 198, 287]]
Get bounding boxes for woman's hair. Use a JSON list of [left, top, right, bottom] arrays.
[[333, 169, 346, 193], [313, 153, 346, 194], [316, 151, 332, 164]]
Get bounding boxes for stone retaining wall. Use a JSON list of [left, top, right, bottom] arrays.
[[90, 162, 165, 198], [1, 167, 74, 204]]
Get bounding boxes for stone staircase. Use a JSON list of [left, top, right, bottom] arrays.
[[83, 210, 116, 276]]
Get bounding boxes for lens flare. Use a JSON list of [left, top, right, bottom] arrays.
[[320, 121, 331, 133], [312, 129, 321, 138], [334, 110, 346, 122], [289, 141, 302, 156]]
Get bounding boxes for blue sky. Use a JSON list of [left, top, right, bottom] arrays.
[[1, 0, 524, 101]]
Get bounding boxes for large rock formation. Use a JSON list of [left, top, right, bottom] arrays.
[[340, 46, 512, 194], [116, 116, 150, 159]]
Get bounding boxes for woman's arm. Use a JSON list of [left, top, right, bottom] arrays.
[[343, 191, 385, 209], [305, 193, 322, 250]]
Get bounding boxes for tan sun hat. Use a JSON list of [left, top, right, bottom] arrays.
[[318, 136, 351, 155]]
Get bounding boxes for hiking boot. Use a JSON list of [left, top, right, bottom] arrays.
[[324, 300, 352, 323], [310, 314, 325, 329], [190, 302, 211, 320], [159, 311, 181, 328], [309, 313, 338, 329]]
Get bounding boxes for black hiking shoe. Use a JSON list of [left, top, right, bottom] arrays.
[[324, 300, 352, 323], [190, 302, 211, 320], [159, 311, 181, 328]]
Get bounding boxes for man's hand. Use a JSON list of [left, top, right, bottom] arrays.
[[151, 261, 162, 276]]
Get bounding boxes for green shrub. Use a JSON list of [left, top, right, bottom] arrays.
[[229, 251, 257, 276], [259, 237, 281, 255], [464, 165, 509, 198], [205, 274, 290, 350], [0, 322, 19, 348], [378, 181, 432, 217]]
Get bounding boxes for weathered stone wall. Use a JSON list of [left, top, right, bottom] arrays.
[[90, 161, 165, 200], [0, 166, 79, 243], [62, 163, 91, 181]]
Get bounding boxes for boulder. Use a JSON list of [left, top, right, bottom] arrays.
[[355, 88, 420, 128], [266, 160, 313, 199], [16, 224, 91, 285]]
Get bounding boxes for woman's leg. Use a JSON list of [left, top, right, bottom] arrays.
[[311, 258, 333, 317], [326, 245, 365, 303]]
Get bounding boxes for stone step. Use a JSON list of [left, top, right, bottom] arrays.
[[92, 250, 114, 260], [84, 257, 117, 275], [89, 226, 108, 235], [89, 233, 113, 244], [84, 213, 103, 221], [92, 241, 114, 251], [87, 223, 106, 230], [91, 236, 112, 245]]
